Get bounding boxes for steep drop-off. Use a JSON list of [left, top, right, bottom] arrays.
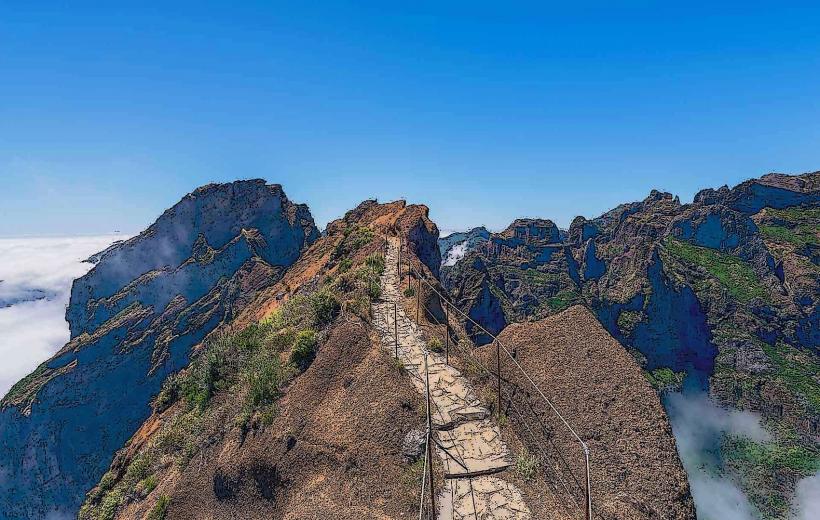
[[0, 180, 318, 518], [78, 199, 444, 519], [491, 306, 694, 519], [441, 171, 820, 518]]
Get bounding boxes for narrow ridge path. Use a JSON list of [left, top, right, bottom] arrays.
[[373, 238, 532, 520]]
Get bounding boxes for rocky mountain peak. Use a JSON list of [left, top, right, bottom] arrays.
[[0, 180, 318, 519], [498, 218, 560, 243]]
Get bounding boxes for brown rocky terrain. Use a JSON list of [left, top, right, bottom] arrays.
[[490, 306, 694, 520], [66, 192, 696, 520], [77, 199, 444, 519]]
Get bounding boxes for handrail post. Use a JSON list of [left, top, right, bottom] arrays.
[[407, 244, 411, 292], [584, 444, 592, 520], [394, 301, 399, 359], [424, 353, 436, 516], [416, 277, 421, 323], [444, 302, 449, 365], [495, 339, 501, 419]]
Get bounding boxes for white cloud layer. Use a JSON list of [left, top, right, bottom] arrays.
[[794, 472, 820, 520], [665, 392, 769, 520], [0, 235, 124, 397]]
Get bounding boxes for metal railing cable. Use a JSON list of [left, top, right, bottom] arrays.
[[418, 295, 593, 509], [418, 296, 586, 510], [399, 237, 593, 520]]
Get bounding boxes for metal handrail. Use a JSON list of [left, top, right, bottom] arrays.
[[400, 236, 593, 520]]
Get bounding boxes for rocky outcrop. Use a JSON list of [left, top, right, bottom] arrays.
[[444, 171, 820, 518], [695, 171, 820, 214], [492, 306, 695, 519], [77, 199, 435, 520], [442, 218, 578, 344], [0, 180, 318, 519], [439, 226, 491, 267]]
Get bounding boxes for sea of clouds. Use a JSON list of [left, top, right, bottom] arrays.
[[666, 392, 819, 519], [0, 235, 124, 397], [1, 234, 818, 519]]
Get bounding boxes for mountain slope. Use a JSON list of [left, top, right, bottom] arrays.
[[491, 306, 694, 519], [0, 180, 318, 518], [78, 199, 443, 519], [441, 171, 820, 518]]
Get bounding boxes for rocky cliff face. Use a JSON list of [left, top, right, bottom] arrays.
[[439, 226, 490, 266], [442, 171, 820, 518], [0, 180, 318, 518], [76, 199, 437, 520], [442, 218, 577, 345]]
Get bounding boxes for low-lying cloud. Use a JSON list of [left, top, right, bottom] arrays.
[[0, 235, 124, 397], [794, 472, 820, 520], [665, 392, 769, 520]]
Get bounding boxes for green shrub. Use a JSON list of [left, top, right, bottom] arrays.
[[124, 453, 152, 484], [312, 290, 341, 326], [98, 470, 116, 493], [346, 293, 372, 320], [349, 226, 374, 250], [99, 489, 124, 520], [338, 257, 353, 272], [763, 342, 820, 413], [136, 475, 157, 496], [428, 338, 443, 353], [367, 281, 382, 300], [403, 287, 415, 298], [154, 374, 181, 412], [515, 448, 540, 481], [275, 295, 317, 331], [617, 310, 644, 336], [290, 330, 318, 370], [147, 495, 170, 520], [544, 290, 578, 312], [390, 356, 406, 374], [663, 237, 767, 303], [645, 367, 686, 392], [365, 253, 386, 275], [266, 328, 296, 353], [723, 436, 820, 476], [401, 457, 427, 487], [332, 226, 374, 259], [247, 354, 283, 407]]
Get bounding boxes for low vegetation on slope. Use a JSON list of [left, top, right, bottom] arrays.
[[79, 200, 437, 520], [663, 236, 768, 303]]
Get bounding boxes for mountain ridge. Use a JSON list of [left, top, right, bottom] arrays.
[[0, 180, 318, 519]]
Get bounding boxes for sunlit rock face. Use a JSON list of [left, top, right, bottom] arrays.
[[0, 180, 318, 518], [442, 171, 820, 517], [439, 226, 490, 267]]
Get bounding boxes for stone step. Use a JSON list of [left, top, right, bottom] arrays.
[[438, 476, 531, 520], [374, 238, 531, 520]]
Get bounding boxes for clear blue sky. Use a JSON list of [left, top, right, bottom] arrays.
[[2, 1, 819, 236]]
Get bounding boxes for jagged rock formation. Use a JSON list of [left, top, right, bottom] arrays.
[[0, 180, 318, 518], [76, 199, 444, 519], [442, 218, 576, 345], [441, 171, 820, 518], [439, 226, 491, 267]]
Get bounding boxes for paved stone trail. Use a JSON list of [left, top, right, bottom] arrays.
[[373, 238, 532, 519]]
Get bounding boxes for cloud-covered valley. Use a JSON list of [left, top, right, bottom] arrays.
[[0, 235, 124, 397]]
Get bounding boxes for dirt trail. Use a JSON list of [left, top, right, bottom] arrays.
[[373, 238, 532, 519]]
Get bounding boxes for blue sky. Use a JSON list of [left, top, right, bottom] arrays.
[[2, 1, 819, 236]]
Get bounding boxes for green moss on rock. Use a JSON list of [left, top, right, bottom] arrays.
[[664, 237, 767, 303]]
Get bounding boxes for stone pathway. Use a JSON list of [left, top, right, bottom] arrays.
[[373, 238, 532, 519]]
